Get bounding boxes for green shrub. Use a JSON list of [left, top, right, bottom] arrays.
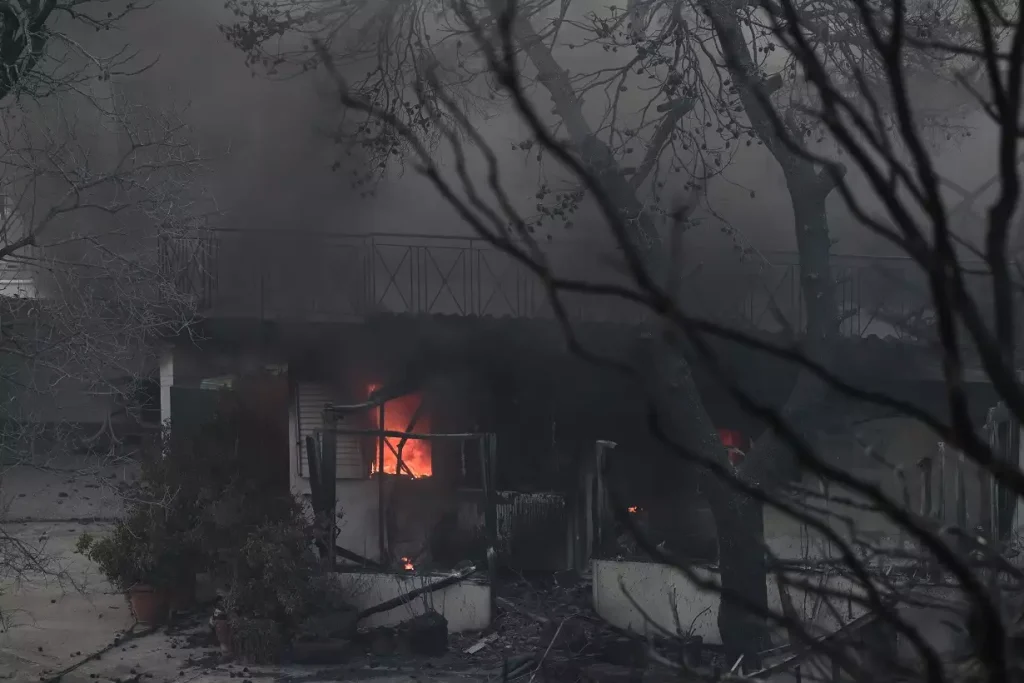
[[221, 516, 318, 628], [77, 505, 196, 592], [229, 616, 284, 664], [79, 378, 336, 628]]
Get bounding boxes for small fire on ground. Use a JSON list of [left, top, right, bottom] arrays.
[[367, 384, 432, 477], [627, 506, 641, 514], [402, 557, 415, 571]]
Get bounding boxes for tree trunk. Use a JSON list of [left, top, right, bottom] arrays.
[[507, 9, 838, 661], [642, 329, 770, 667], [743, 183, 837, 489], [697, 1, 841, 658], [716, 183, 834, 667], [716, 492, 768, 667]]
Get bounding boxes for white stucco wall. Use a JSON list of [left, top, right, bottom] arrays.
[[592, 559, 869, 645], [0, 277, 38, 298], [333, 572, 490, 632]]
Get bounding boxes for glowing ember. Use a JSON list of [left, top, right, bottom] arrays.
[[368, 384, 433, 477], [627, 506, 640, 514], [717, 428, 748, 468], [402, 557, 414, 571]]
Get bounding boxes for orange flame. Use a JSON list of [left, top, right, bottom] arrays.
[[368, 385, 433, 477], [628, 506, 640, 514], [402, 557, 415, 571]]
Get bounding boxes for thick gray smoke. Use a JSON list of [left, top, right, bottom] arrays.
[[88, 0, 1010, 259], [104, 0, 463, 237]]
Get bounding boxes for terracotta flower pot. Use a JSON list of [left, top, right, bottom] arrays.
[[128, 584, 170, 626], [213, 617, 232, 655]]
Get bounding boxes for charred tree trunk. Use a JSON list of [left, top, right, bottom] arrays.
[[716, 493, 768, 666], [506, 7, 839, 661], [715, 185, 835, 666], [698, 1, 840, 660], [743, 186, 837, 487]]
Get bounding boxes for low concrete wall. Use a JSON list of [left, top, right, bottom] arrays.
[[292, 477, 382, 562], [592, 559, 868, 645], [334, 572, 490, 633]]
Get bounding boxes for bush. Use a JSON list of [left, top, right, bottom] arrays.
[[162, 380, 299, 577], [77, 504, 196, 592], [221, 516, 318, 628], [78, 378, 336, 630], [229, 616, 285, 664]]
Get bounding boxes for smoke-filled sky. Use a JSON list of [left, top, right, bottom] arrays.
[[73, 0, 1010, 259], [95, 0, 457, 237]]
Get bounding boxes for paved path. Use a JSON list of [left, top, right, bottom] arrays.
[[0, 521, 133, 681], [1, 458, 135, 522], [0, 522, 483, 683]]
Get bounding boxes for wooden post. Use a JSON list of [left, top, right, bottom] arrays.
[[576, 446, 596, 573], [896, 466, 910, 550], [917, 456, 941, 583], [322, 410, 338, 571], [377, 402, 387, 563], [917, 457, 933, 518], [594, 442, 606, 556], [594, 440, 616, 558], [1016, 418, 1024, 539], [393, 397, 427, 478], [480, 434, 499, 624], [305, 436, 326, 561], [820, 478, 834, 559], [937, 442, 947, 524], [1000, 414, 1019, 541], [306, 435, 323, 514], [955, 449, 967, 554], [981, 414, 999, 541], [978, 461, 993, 542]]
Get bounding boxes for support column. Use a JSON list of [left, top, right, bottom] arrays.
[[593, 440, 616, 558], [1017, 422, 1024, 539], [159, 345, 175, 430]]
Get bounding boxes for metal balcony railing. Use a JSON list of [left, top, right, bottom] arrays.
[[158, 229, 999, 338], [159, 229, 645, 323]]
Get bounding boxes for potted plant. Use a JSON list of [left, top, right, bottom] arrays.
[[77, 507, 195, 626], [210, 607, 232, 655]]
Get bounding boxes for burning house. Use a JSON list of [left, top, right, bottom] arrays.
[[280, 317, 685, 573], [157, 228, 1001, 637]]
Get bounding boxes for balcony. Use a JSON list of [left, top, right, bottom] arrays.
[[159, 229, 647, 323], [159, 229, 995, 339]]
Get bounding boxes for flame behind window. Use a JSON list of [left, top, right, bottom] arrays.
[[367, 384, 433, 477]]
